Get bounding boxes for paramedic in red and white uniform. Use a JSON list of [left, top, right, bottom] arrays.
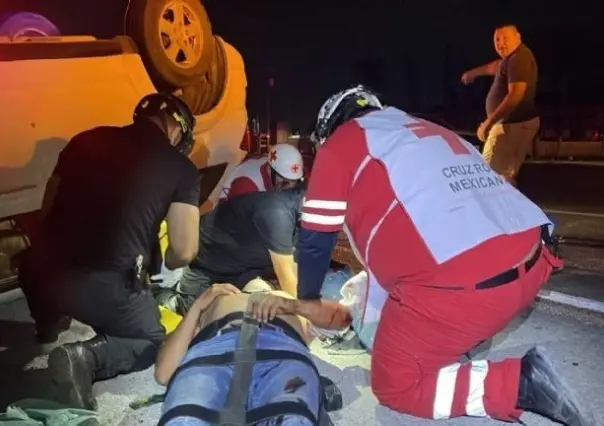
[[219, 144, 304, 201], [291, 86, 591, 426]]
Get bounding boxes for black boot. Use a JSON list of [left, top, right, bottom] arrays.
[[320, 376, 343, 412], [36, 316, 73, 354], [36, 316, 72, 344], [517, 347, 595, 426], [48, 335, 106, 411]]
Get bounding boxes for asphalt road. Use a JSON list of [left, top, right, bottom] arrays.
[[0, 294, 602, 426], [519, 162, 604, 247], [519, 161, 604, 214]]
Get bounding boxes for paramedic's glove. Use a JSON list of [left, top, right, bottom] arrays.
[[193, 283, 240, 312], [247, 294, 296, 323]]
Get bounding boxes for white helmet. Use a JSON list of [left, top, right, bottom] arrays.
[[267, 144, 304, 180], [311, 85, 383, 146]]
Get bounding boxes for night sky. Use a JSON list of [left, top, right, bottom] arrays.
[[202, 0, 604, 130], [11, 0, 604, 130]]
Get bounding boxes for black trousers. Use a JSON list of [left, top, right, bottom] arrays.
[[20, 259, 165, 381]]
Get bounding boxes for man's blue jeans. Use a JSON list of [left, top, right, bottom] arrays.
[[162, 326, 320, 426]]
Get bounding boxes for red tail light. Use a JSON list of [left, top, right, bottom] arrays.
[[239, 127, 252, 152]]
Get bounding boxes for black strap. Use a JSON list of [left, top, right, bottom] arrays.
[[189, 312, 307, 349], [221, 318, 259, 425], [158, 401, 318, 426], [160, 347, 322, 425], [166, 349, 320, 392]]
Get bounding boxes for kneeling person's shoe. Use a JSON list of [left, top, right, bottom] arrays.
[[48, 338, 101, 411], [36, 317, 72, 353], [320, 376, 343, 412], [517, 347, 595, 426]]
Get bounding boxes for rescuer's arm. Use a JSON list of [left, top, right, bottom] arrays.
[[154, 283, 240, 385], [297, 229, 338, 299], [248, 293, 352, 330], [296, 134, 351, 300], [268, 250, 298, 296], [165, 168, 202, 269]]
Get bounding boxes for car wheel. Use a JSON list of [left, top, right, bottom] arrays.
[[0, 12, 60, 38], [177, 36, 226, 115], [125, 0, 213, 89]]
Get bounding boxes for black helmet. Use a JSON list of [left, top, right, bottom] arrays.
[[133, 93, 196, 156]]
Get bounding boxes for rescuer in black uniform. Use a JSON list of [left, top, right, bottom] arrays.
[[19, 93, 202, 410], [156, 184, 305, 315]]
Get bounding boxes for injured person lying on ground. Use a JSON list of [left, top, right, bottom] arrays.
[[154, 278, 349, 426]]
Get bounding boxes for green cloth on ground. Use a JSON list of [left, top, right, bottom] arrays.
[[0, 399, 99, 426], [129, 393, 164, 410]]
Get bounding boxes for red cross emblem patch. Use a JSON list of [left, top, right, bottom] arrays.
[[269, 150, 278, 163], [290, 164, 300, 174]]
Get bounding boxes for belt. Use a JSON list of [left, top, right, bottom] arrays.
[[189, 311, 307, 349], [218, 321, 304, 347], [475, 244, 542, 290]]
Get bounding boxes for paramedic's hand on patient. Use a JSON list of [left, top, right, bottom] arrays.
[[247, 293, 352, 330], [247, 294, 296, 323]]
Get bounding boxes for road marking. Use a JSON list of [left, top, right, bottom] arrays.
[[538, 290, 604, 315], [543, 208, 604, 219], [526, 160, 604, 167]]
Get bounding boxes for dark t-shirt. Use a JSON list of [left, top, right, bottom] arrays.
[[485, 44, 538, 123], [42, 120, 201, 273], [191, 188, 301, 282]]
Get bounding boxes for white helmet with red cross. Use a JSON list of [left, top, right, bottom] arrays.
[[267, 144, 304, 180]]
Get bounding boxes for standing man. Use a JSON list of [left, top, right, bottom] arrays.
[[156, 185, 305, 315], [260, 85, 592, 426], [19, 93, 202, 410], [461, 24, 539, 186], [219, 144, 304, 201]]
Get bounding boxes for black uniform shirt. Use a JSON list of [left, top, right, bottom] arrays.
[[43, 120, 201, 273], [191, 188, 301, 281]]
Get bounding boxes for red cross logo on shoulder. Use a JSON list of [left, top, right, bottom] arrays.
[[290, 163, 300, 174], [404, 118, 470, 155], [269, 150, 278, 163]]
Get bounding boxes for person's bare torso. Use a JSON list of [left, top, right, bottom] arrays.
[[197, 291, 311, 344]]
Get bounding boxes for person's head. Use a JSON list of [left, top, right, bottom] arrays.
[[493, 25, 522, 58], [267, 144, 304, 190], [133, 93, 196, 156], [311, 85, 383, 147]]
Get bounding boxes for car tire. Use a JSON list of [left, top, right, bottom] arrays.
[[177, 36, 226, 115], [125, 0, 213, 89], [0, 12, 60, 38]]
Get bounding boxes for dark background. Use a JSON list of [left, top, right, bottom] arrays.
[[4, 0, 604, 130], [203, 0, 604, 130]]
